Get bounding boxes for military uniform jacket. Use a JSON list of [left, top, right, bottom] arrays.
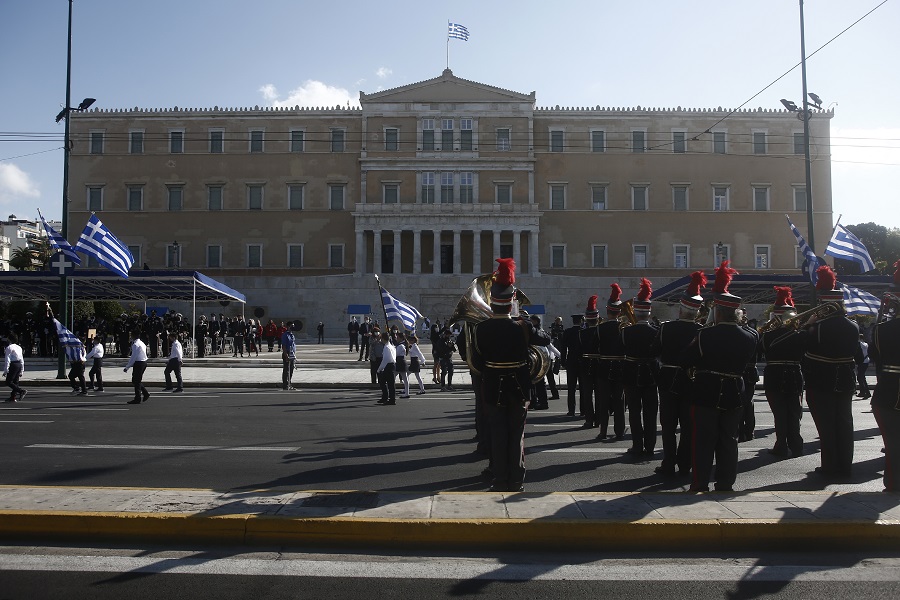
[[682, 323, 758, 410], [761, 327, 807, 395], [621, 322, 661, 387], [801, 313, 859, 393], [870, 319, 900, 410], [653, 319, 701, 396], [472, 317, 532, 406], [560, 325, 582, 365], [584, 320, 625, 381]]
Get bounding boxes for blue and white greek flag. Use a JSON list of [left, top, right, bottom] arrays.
[[53, 318, 85, 362], [380, 286, 424, 332], [786, 215, 824, 285], [74, 214, 134, 278], [38, 211, 81, 265], [825, 224, 876, 273], [841, 284, 880, 317], [448, 22, 469, 41]]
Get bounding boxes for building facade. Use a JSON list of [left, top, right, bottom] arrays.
[[67, 70, 833, 332]]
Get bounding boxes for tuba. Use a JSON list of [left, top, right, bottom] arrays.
[[618, 299, 637, 329], [450, 273, 552, 383]]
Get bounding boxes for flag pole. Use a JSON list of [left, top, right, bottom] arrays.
[[374, 274, 390, 330], [446, 21, 450, 69]]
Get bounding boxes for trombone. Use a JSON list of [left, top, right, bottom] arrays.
[[757, 302, 844, 334]]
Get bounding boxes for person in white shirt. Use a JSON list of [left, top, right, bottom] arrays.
[[3, 333, 26, 402], [407, 336, 427, 395], [164, 333, 184, 393], [123, 330, 150, 404], [86, 337, 104, 392], [376, 331, 397, 405], [68, 341, 88, 395]]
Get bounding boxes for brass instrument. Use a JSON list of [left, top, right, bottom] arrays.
[[757, 302, 844, 334], [450, 273, 552, 383], [618, 299, 637, 330]]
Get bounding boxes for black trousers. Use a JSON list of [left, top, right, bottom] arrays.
[[164, 358, 183, 390], [378, 363, 396, 402], [806, 388, 854, 476], [597, 377, 625, 438], [564, 359, 579, 414], [658, 388, 691, 472], [485, 402, 527, 490], [89, 359, 103, 389], [5, 361, 24, 399], [359, 337, 370, 360], [691, 404, 742, 491], [68, 362, 86, 393], [578, 361, 599, 426], [625, 384, 658, 452], [873, 396, 900, 491], [131, 361, 148, 401], [765, 388, 804, 454]]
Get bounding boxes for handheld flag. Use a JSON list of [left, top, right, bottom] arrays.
[[841, 284, 880, 317], [786, 215, 824, 285], [825, 224, 876, 273], [379, 284, 424, 332], [53, 318, 85, 362], [448, 22, 469, 41], [38, 209, 81, 265], [74, 214, 134, 278]]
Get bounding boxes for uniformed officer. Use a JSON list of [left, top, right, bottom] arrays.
[[684, 261, 758, 492], [760, 286, 807, 458], [652, 270, 705, 476], [595, 285, 627, 439], [869, 260, 900, 491], [621, 278, 660, 456], [559, 314, 584, 417], [578, 295, 602, 429], [802, 265, 860, 480]]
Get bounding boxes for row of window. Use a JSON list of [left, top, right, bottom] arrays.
[[88, 124, 808, 155], [551, 244, 806, 270], [85, 179, 807, 213], [109, 243, 345, 270]]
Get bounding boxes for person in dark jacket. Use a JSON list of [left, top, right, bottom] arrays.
[[559, 314, 583, 417], [621, 278, 660, 456], [869, 260, 900, 491]]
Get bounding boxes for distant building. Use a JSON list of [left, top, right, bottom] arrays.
[[67, 69, 833, 329]]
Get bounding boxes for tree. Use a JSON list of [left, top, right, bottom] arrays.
[[9, 247, 37, 271], [844, 223, 900, 274]]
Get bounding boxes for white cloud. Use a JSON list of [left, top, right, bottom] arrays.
[[376, 67, 392, 79], [0, 163, 40, 209], [259, 80, 359, 108]]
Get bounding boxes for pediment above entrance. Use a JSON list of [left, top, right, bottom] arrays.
[[360, 69, 535, 105]]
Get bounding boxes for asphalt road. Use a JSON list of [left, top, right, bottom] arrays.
[[0, 385, 887, 493]]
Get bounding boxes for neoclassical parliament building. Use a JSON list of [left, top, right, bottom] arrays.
[[67, 69, 833, 329]]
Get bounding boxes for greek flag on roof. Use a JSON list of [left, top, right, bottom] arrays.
[[448, 22, 469, 41], [38, 209, 81, 265], [786, 215, 824, 285], [74, 214, 134, 278], [841, 284, 880, 317], [825, 224, 876, 273], [380, 284, 424, 331], [53, 318, 85, 362]]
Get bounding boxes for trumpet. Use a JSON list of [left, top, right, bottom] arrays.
[[757, 302, 844, 333]]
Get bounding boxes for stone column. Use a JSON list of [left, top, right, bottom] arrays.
[[472, 229, 482, 274], [355, 230, 365, 275], [433, 229, 441, 274], [413, 229, 421, 275], [513, 230, 522, 270], [394, 230, 402, 274], [373, 230, 382, 275], [493, 230, 501, 260], [453, 229, 461, 274], [530, 228, 541, 277]]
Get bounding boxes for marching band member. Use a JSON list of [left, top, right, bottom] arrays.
[[760, 286, 806, 458], [559, 313, 584, 417], [578, 295, 602, 429], [868, 260, 900, 491], [684, 261, 758, 492], [621, 278, 660, 456], [594, 285, 628, 439], [802, 265, 860, 480]]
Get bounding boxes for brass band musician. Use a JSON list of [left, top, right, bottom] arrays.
[[621, 278, 660, 456], [869, 260, 900, 491]]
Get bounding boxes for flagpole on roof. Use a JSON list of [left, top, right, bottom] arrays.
[[446, 20, 450, 70]]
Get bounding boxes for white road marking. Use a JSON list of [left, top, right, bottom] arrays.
[[27, 444, 299, 452], [0, 420, 53, 424]]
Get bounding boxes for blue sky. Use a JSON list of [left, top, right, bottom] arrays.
[[2, 0, 898, 241]]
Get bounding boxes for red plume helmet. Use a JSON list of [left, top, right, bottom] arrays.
[[893, 259, 900, 286], [815, 265, 837, 291], [686, 270, 707, 298], [713, 260, 737, 294], [609, 283, 622, 304], [489, 257, 516, 307], [637, 278, 652, 302], [773, 286, 795, 308], [585, 294, 600, 320]]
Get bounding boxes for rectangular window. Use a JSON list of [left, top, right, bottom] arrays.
[[440, 244, 453, 274], [550, 130, 564, 152], [87, 187, 103, 211], [440, 172, 454, 203], [496, 128, 510, 152], [755, 245, 770, 269], [384, 128, 399, 151], [793, 132, 805, 155], [90, 131, 104, 154], [127, 185, 143, 211], [550, 185, 565, 210], [550, 245, 566, 268], [330, 129, 345, 152], [496, 183, 511, 204], [167, 186, 183, 211], [209, 129, 224, 153], [632, 185, 648, 210], [207, 245, 221, 268], [592, 244, 607, 268], [591, 130, 606, 153], [673, 186, 688, 211], [753, 186, 770, 211], [169, 130, 184, 154], [753, 131, 767, 155], [383, 183, 399, 204], [591, 185, 607, 210], [329, 244, 344, 268], [632, 130, 646, 153], [166, 244, 181, 268], [129, 130, 144, 154], [633, 245, 648, 269], [128, 245, 141, 268], [287, 244, 303, 268], [794, 186, 807, 212], [672, 131, 686, 153], [288, 184, 304, 210], [249, 130, 264, 153], [329, 184, 345, 210], [459, 172, 474, 203], [460, 119, 473, 151], [422, 119, 435, 151], [208, 185, 223, 211], [247, 244, 262, 268], [248, 185, 263, 210], [674, 244, 689, 268], [713, 186, 729, 211], [713, 131, 726, 154], [421, 172, 435, 204], [441, 119, 453, 150], [290, 129, 304, 152]]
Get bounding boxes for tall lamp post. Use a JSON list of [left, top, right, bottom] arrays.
[[55, 0, 95, 378]]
